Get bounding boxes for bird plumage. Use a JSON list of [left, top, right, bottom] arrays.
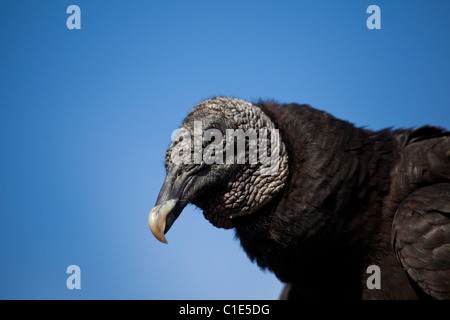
[[149, 97, 450, 299]]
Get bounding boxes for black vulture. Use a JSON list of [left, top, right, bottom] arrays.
[[148, 97, 450, 299]]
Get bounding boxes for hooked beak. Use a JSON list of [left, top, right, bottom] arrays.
[[148, 165, 193, 244], [148, 199, 178, 244]]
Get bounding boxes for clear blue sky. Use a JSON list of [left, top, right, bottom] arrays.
[[0, 0, 449, 299]]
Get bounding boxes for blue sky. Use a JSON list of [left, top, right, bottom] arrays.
[[0, 0, 449, 299]]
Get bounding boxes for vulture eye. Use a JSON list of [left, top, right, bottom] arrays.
[[206, 128, 223, 145]]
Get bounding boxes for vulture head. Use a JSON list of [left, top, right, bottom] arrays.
[[149, 97, 289, 243]]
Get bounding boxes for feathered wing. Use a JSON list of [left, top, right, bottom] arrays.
[[392, 183, 450, 299], [391, 131, 450, 299]]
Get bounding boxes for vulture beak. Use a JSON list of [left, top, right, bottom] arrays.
[[148, 165, 191, 244]]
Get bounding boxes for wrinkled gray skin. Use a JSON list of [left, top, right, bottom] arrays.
[[149, 97, 288, 242]]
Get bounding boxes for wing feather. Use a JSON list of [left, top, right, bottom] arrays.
[[392, 183, 450, 299]]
